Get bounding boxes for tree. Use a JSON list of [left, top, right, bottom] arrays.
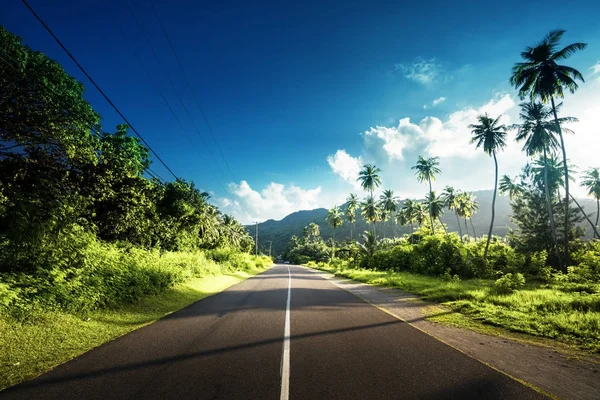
[[442, 186, 462, 239], [412, 156, 441, 234], [358, 164, 382, 198], [511, 102, 576, 270], [456, 192, 479, 240], [469, 114, 507, 261], [499, 175, 524, 201], [425, 191, 446, 234], [303, 222, 321, 243], [361, 196, 380, 237], [581, 167, 600, 238], [510, 29, 587, 262], [379, 189, 399, 238], [346, 193, 359, 240], [326, 206, 343, 259]]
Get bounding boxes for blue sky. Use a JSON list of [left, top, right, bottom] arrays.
[[2, 0, 600, 223]]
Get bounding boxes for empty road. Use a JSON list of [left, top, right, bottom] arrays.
[[1, 265, 545, 399]]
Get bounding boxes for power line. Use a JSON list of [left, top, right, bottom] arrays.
[[21, 0, 178, 180], [122, 0, 229, 183], [149, 0, 238, 183]]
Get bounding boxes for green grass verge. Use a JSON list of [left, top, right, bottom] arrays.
[[0, 269, 266, 390], [312, 263, 600, 355]]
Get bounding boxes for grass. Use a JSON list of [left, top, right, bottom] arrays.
[[312, 263, 600, 354], [0, 269, 265, 390]]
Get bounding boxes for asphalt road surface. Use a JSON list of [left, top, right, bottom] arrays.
[[1, 265, 546, 399]]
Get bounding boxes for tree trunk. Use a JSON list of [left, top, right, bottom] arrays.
[[543, 147, 564, 271], [428, 178, 435, 235], [332, 229, 336, 260], [470, 219, 476, 238], [484, 151, 498, 261], [455, 211, 463, 241], [551, 96, 570, 268], [570, 194, 600, 239], [596, 199, 599, 232], [464, 218, 470, 240], [439, 218, 447, 234]]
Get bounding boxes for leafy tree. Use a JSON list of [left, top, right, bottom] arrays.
[[581, 167, 600, 238], [510, 29, 587, 261], [511, 102, 576, 269], [357, 164, 382, 198], [412, 156, 441, 234], [442, 186, 462, 239], [326, 206, 343, 259], [469, 113, 507, 261], [379, 189, 399, 238], [361, 196, 380, 237], [346, 193, 359, 240]]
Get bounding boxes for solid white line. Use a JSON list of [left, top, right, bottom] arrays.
[[280, 266, 291, 400]]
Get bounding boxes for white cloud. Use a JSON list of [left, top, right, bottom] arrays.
[[424, 96, 447, 109], [220, 181, 325, 224], [591, 61, 600, 75], [327, 150, 363, 188], [395, 58, 441, 84], [362, 118, 416, 160]]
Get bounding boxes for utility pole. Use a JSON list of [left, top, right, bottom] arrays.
[[254, 221, 259, 256], [266, 241, 272, 258]]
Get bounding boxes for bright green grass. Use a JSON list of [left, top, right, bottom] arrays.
[[314, 264, 600, 353], [0, 269, 266, 390]]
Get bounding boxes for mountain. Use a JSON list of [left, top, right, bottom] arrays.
[[245, 191, 598, 257]]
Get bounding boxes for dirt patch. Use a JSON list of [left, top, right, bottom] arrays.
[[310, 269, 600, 400]]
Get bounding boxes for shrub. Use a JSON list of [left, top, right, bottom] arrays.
[[494, 273, 526, 294]]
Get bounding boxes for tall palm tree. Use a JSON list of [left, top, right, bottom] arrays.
[[412, 202, 429, 230], [326, 206, 343, 259], [412, 156, 441, 234], [499, 175, 524, 201], [425, 191, 446, 234], [346, 193, 359, 240], [401, 199, 416, 235], [380, 189, 399, 238], [358, 164, 382, 198], [511, 102, 576, 270], [510, 29, 587, 262], [469, 114, 507, 261], [361, 196, 380, 237], [442, 186, 462, 239], [581, 167, 600, 237]]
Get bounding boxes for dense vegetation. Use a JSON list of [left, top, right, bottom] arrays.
[[0, 26, 266, 321], [285, 30, 600, 348]]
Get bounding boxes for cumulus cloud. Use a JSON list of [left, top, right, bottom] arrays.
[[219, 181, 325, 224], [327, 150, 363, 188], [591, 61, 600, 75], [423, 96, 447, 109], [362, 118, 417, 160], [394, 58, 441, 84]]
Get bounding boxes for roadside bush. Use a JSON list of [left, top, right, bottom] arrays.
[[569, 241, 600, 282], [494, 273, 526, 294], [411, 234, 469, 277]]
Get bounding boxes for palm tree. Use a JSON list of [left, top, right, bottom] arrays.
[[358, 164, 382, 198], [380, 189, 399, 238], [412, 156, 441, 233], [357, 231, 378, 260], [361, 196, 380, 237], [401, 199, 416, 236], [511, 102, 576, 270], [442, 186, 462, 239], [510, 29, 587, 262], [499, 175, 524, 201], [425, 191, 446, 234], [346, 193, 359, 240], [581, 168, 600, 238], [412, 202, 429, 230], [469, 114, 507, 261], [326, 206, 343, 259]]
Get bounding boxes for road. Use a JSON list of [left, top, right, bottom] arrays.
[[1, 265, 545, 399]]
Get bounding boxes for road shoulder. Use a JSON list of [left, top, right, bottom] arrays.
[[308, 267, 600, 400]]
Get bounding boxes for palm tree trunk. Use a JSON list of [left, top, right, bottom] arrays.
[[596, 198, 600, 230], [439, 218, 447, 234], [570, 194, 600, 239], [551, 96, 570, 268], [332, 229, 336, 260], [543, 147, 564, 271], [455, 211, 463, 241], [484, 151, 498, 261], [464, 218, 470, 240], [428, 179, 435, 235], [350, 222, 353, 241]]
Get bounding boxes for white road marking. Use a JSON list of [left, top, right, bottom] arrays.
[[280, 266, 291, 400]]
